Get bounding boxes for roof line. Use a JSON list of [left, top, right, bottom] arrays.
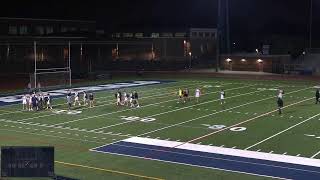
[[0, 17, 96, 23]]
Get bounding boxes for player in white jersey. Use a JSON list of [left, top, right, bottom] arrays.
[[74, 91, 81, 106], [116, 91, 123, 106], [278, 89, 284, 99], [220, 89, 225, 105], [22, 95, 27, 110], [83, 91, 88, 106], [28, 94, 33, 111], [46, 93, 53, 109], [195, 88, 201, 103], [123, 92, 129, 106]]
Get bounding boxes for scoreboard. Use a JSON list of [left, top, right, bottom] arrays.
[[1, 146, 54, 177]]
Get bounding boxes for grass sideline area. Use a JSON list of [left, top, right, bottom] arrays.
[[0, 76, 320, 179]]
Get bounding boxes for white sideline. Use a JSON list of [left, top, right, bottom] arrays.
[[122, 137, 320, 168]]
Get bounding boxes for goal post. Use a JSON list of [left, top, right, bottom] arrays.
[[31, 41, 72, 91]]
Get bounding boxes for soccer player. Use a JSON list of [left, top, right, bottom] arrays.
[[123, 91, 129, 106], [37, 93, 43, 110], [129, 92, 134, 107], [178, 88, 183, 103], [83, 91, 88, 106], [183, 89, 188, 103], [28, 94, 33, 111], [31, 94, 38, 111], [220, 89, 226, 105], [277, 89, 284, 101], [195, 88, 201, 103], [74, 90, 81, 106], [67, 93, 72, 110], [316, 89, 320, 104], [89, 93, 94, 108], [22, 94, 27, 110], [46, 93, 53, 110], [116, 90, 121, 106], [185, 88, 190, 102], [134, 91, 140, 107], [277, 96, 284, 114]]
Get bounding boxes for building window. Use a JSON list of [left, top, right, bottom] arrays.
[[211, 33, 215, 38], [80, 28, 89, 32], [19, 25, 28, 35], [46, 26, 53, 34], [161, 33, 173, 37], [70, 27, 77, 32], [192, 32, 197, 37], [8, 26, 17, 35], [205, 32, 210, 37], [35, 26, 44, 35], [123, 33, 133, 38], [175, 32, 186, 37], [151, 33, 159, 38], [199, 32, 204, 37], [61, 27, 68, 33], [135, 33, 143, 38]]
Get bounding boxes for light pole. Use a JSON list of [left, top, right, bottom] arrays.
[[309, 0, 313, 49]]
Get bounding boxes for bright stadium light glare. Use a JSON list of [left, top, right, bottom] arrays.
[[257, 59, 263, 63], [226, 58, 232, 62], [241, 59, 246, 62]]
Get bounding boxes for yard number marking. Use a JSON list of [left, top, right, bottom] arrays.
[[120, 116, 156, 122]]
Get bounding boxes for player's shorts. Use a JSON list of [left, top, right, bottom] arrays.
[[117, 98, 120, 103], [124, 97, 128, 102], [22, 100, 27, 105], [195, 94, 200, 98]]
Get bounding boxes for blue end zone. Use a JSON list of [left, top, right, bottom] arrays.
[[92, 141, 320, 180], [0, 80, 174, 107]]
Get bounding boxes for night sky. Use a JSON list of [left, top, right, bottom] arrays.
[[1, 0, 319, 50]]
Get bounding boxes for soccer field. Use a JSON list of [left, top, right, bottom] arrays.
[[0, 77, 320, 180]]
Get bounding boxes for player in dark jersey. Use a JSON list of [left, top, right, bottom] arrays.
[[89, 93, 94, 108], [67, 93, 72, 110], [31, 94, 38, 111], [134, 91, 140, 107], [277, 97, 283, 115]]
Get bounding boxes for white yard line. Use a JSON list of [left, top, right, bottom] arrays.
[[245, 113, 320, 150]]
